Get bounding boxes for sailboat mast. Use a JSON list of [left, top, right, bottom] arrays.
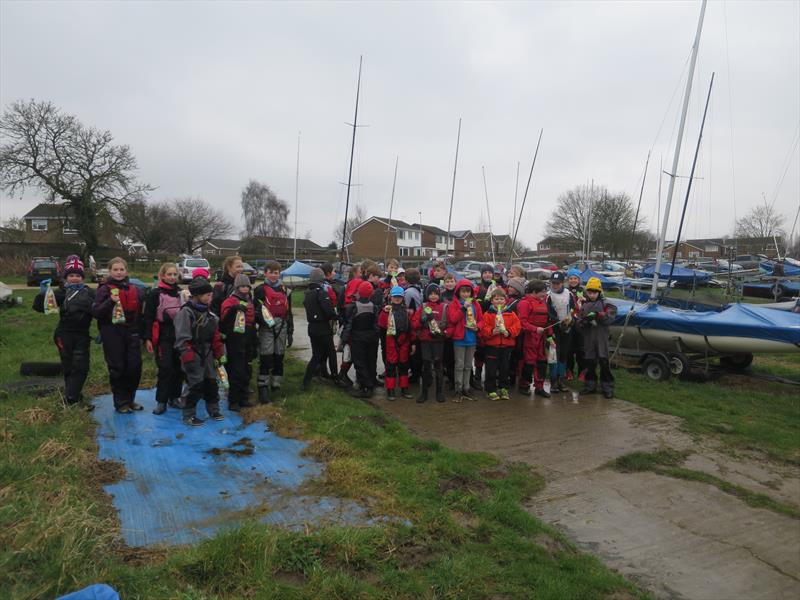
[[383, 156, 399, 265], [508, 128, 544, 265], [666, 73, 715, 289], [649, 0, 707, 298], [293, 131, 300, 262], [628, 150, 651, 264], [512, 161, 520, 245], [446, 118, 462, 261], [482, 166, 495, 264], [339, 56, 363, 269]]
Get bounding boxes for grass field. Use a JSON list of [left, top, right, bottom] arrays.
[[0, 290, 642, 599]]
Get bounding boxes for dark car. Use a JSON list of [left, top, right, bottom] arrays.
[[734, 255, 766, 270], [27, 257, 62, 286]]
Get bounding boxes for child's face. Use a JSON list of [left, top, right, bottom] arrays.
[[492, 295, 505, 308], [482, 271, 493, 282], [397, 273, 406, 285], [109, 262, 127, 280], [368, 273, 380, 284], [434, 267, 446, 279], [391, 295, 404, 305], [551, 281, 563, 292], [387, 265, 398, 276], [266, 268, 280, 283], [428, 291, 440, 303], [585, 289, 600, 301], [458, 286, 472, 300], [535, 290, 548, 300], [237, 285, 251, 296], [196, 292, 212, 305], [65, 273, 83, 284], [568, 276, 580, 288], [229, 259, 244, 276], [162, 268, 179, 285], [444, 278, 456, 290]]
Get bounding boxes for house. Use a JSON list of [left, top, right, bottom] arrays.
[[449, 230, 476, 258], [662, 241, 705, 260], [237, 236, 325, 259], [348, 217, 426, 259], [535, 236, 582, 257], [473, 233, 512, 261], [22, 202, 118, 246], [201, 238, 242, 257]]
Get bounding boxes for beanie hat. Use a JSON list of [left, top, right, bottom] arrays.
[[481, 264, 495, 275], [585, 277, 603, 292], [309, 268, 325, 284], [424, 283, 441, 300], [234, 274, 251, 288], [567, 268, 582, 279], [507, 277, 526, 296], [192, 267, 210, 280], [390, 285, 405, 297], [357, 281, 373, 299], [63, 255, 85, 277], [551, 271, 566, 283], [189, 277, 213, 296]]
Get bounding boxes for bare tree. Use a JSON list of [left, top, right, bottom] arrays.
[[240, 180, 290, 238], [1, 214, 25, 242], [119, 199, 181, 257], [333, 203, 367, 247], [170, 197, 233, 254], [0, 100, 152, 258], [735, 204, 785, 240]]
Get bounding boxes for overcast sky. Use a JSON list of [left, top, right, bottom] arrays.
[[1, 0, 798, 249]]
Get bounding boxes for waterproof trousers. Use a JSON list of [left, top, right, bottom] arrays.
[[100, 325, 142, 409], [54, 331, 91, 403]]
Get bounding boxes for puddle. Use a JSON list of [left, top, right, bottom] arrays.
[[92, 388, 378, 547]]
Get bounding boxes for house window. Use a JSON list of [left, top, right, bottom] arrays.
[[415, 231, 420, 240], [398, 230, 405, 240], [688, 251, 700, 258], [469, 240, 475, 249], [31, 219, 48, 231]]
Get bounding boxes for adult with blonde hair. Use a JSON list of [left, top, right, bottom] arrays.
[[211, 255, 244, 315]]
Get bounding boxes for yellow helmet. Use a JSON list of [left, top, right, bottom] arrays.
[[585, 277, 603, 292]]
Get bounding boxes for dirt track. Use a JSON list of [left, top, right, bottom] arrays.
[[293, 312, 800, 599]]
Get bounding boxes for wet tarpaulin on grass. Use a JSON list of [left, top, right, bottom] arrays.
[[92, 388, 370, 547]]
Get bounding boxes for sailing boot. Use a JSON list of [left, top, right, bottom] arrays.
[[470, 366, 484, 391], [258, 385, 271, 404], [386, 388, 396, 401], [435, 373, 445, 403], [153, 402, 167, 415], [417, 384, 429, 404]]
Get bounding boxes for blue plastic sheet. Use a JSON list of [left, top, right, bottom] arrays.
[[57, 584, 120, 600], [614, 300, 800, 345], [92, 388, 372, 547], [578, 268, 623, 289], [759, 261, 800, 277], [634, 264, 713, 283], [280, 261, 315, 279]]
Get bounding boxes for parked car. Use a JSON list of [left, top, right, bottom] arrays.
[[178, 256, 211, 283], [516, 261, 553, 280], [27, 257, 62, 286], [734, 255, 767, 270]]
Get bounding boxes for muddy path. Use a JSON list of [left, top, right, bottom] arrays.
[[292, 313, 800, 599]]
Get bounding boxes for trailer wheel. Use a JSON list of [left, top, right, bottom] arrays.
[[720, 353, 754, 372], [20, 362, 63, 377], [642, 356, 671, 381], [667, 352, 690, 377]]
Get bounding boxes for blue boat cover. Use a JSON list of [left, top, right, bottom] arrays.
[[743, 281, 800, 294], [92, 388, 375, 547], [578, 268, 623, 289], [634, 263, 713, 283], [613, 300, 800, 346], [760, 261, 800, 277], [280, 261, 315, 278], [622, 289, 722, 312]]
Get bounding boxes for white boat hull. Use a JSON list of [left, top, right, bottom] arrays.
[[610, 325, 800, 354]]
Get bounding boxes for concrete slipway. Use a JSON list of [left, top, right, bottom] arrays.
[[293, 313, 800, 599]]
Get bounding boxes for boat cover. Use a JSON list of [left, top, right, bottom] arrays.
[[578, 268, 623, 289], [634, 263, 713, 283], [613, 299, 800, 346], [622, 288, 721, 312], [742, 281, 800, 295], [759, 261, 800, 277], [280, 260, 315, 279]]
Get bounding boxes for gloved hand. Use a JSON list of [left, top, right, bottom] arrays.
[[586, 311, 597, 321], [218, 355, 227, 364], [39, 279, 52, 294], [287, 334, 293, 347]]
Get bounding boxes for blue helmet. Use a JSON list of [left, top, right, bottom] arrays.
[[390, 285, 405, 297], [567, 267, 582, 278]]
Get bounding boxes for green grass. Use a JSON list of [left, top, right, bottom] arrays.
[[0, 291, 642, 599], [613, 358, 800, 464], [613, 449, 800, 519]]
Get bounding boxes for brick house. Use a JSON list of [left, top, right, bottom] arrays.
[[473, 232, 512, 261], [535, 236, 582, 257], [348, 217, 426, 259], [662, 241, 705, 260], [22, 202, 118, 246], [237, 236, 326, 259], [200, 238, 242, 257]]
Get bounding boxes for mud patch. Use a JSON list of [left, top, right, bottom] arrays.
[[208, 437, 255, 457], [394, 540, 438, 569], [534, 533, 575, 558], [300, 438, 352, 461], [451, 510, 480, 530], [84, 457, 126, 485], [438, 474, 489, 498], [349, 414, 388, 429], [243, 404, 303, 438]]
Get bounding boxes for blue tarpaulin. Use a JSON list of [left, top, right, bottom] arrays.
[[634, 264, 713, 283], [578, 268, 623, 289], [92, 388, 373, 547], [613, 300, 800, 346], [760, 261, 800, 277], [280, 261, 315, 279]]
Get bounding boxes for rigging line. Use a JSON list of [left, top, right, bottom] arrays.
[[723, 0, 738, 228], [648, 48, 694, 155], [767, 122, 800, 211]]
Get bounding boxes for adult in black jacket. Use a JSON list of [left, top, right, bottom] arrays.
[[302, 268, 337, 390], [210, 255, 243, 316], [33, 256, 96, 408]]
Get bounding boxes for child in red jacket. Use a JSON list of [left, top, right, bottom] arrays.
[[518, 280, 554, 398], [412, 283, 447, 403], [378, 286, 414, 400], [478, 288, 521, 401], [446, 279, 483, 402], [220, 274, 257, 411]]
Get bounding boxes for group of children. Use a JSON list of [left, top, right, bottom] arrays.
[[33, 254, 618, 426]]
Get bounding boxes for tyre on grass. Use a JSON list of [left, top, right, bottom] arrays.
[[19, 362, 63, 377]]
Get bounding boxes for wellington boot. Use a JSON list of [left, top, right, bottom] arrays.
[[258, 386, 271, 404]]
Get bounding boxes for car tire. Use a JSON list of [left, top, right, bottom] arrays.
[[20, 362, 63, 377]]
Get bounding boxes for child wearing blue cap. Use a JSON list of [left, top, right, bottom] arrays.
[[378, 286, 414, 400]]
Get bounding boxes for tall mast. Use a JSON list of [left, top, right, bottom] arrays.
[[339, 56, 363, 269], [627, 150, 651, 264], [383, 156, 399, 265], [508, 128, 544, 265], [649, 0, 707, 298], [512, 161, 520, 243], [293, 131, 300, 261], [482, 166, 495, 263], [445, 118, 462, 261], [666, 73, 715, 289]]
